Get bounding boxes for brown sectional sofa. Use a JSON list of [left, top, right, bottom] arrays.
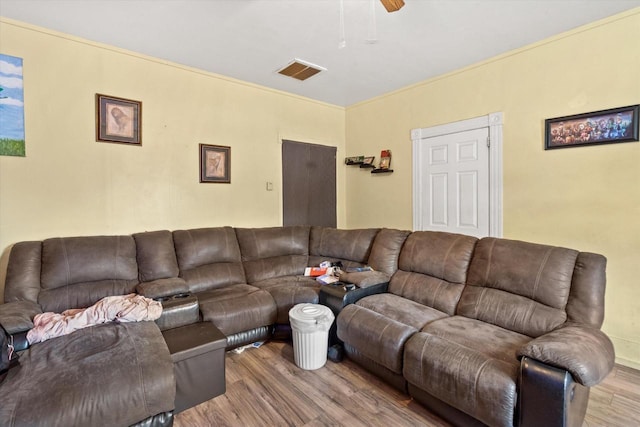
[[0, 226, 615, 427]]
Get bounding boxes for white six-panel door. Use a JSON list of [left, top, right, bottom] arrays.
[[419, 127, 490, 237], [412, 113, 503, 238]]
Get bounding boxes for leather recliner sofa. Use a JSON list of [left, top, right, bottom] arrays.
[[337, 232, 615, 427], [0, 226, 615, 427]]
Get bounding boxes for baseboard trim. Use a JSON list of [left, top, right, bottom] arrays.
[[615, 357, 640, 371], [609, 335, 640, 370]]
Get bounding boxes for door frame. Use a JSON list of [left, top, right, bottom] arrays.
[[411, 112, 503, 237]]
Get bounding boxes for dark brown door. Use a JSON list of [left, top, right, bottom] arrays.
[[282, 140, 336, 227]]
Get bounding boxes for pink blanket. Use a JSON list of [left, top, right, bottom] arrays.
[[27, 294, 163, 344]]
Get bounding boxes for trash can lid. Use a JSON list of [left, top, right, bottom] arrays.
[[289, 303, 334, 325]]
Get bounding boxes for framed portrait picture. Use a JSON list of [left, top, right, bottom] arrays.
[[545, 105, 639, 150], [200, 144, 231, 183], [96, 94, 142, 145]]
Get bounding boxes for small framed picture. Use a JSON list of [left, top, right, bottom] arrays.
[[379, 150, 392, 169], [345, 156, 364, 165], [200, 144, 231, 183], [545, 105, 639, 150], [96, 94, 142, 145], [360, 156, 375, 169]]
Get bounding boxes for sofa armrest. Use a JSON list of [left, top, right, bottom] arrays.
[[0, 300, 42, 351], [0, 300, 42, 334], [338, 271, 390, 288], [517, 323, 615, 387], [136, 278, 189, 300], [518, 357, 590, 427]]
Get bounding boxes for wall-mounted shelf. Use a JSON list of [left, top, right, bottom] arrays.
[[346, 151, 393, 175]]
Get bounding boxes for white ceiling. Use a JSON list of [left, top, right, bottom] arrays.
[[1, 0, 639, 106]]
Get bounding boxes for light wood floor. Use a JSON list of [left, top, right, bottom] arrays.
[[174, 341, 640, 427]]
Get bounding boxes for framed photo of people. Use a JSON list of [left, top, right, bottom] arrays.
[[545, 105, 639, 150]]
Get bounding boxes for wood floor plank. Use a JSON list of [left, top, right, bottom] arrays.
[[606, 365, 640, 404], [236, 353, 321, 425], [175, 341, 640, 427], [226, 378, 291, 426]]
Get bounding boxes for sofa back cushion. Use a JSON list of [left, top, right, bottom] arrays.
[[235, 226, 310, 283], [367, 228, 411, 275], [309, 227, 379, 268], [173, 227, 246, 292], [133, 230, 179, 282], [458, 237, 578, 337], [390, 231, 477, 315], [38, 236, 139, 312]]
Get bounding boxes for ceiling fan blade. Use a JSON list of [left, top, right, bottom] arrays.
[[380, 0, 405, 13]]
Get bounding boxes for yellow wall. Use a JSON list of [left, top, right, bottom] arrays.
[[0, 18, 345, 298], [1, 10, 639, 369], [345, 9, 640, 368]]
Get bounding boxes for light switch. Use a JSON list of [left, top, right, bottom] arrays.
[[266, 182, 273, 191]]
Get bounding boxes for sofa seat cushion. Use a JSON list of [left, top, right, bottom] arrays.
[[337, 303, 417, 374], [274, 286, 321, 323], [251, 276, 320, 323], [197, 284, 277, 336], [356, 293, 449, 330], [0, 321, 175, 427], [404, 316, 531, 427], [250, 275, 317, 290]]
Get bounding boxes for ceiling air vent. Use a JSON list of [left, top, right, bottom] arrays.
[[277, 59, 326, 81]]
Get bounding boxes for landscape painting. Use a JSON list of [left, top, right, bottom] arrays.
[[0, 54, 25, 156]]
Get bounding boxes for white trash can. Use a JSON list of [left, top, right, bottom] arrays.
[[288, 303, 335, 370]]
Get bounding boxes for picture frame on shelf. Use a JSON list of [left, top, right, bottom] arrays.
[[96, 94, 142, 145], [360, 156, 375, 168], [200, 144, 231, 183], [545, 105, 639, 150], [345, 156, 364, 165], [378, 150, 391, 168], [372, 149, 393, 174]]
